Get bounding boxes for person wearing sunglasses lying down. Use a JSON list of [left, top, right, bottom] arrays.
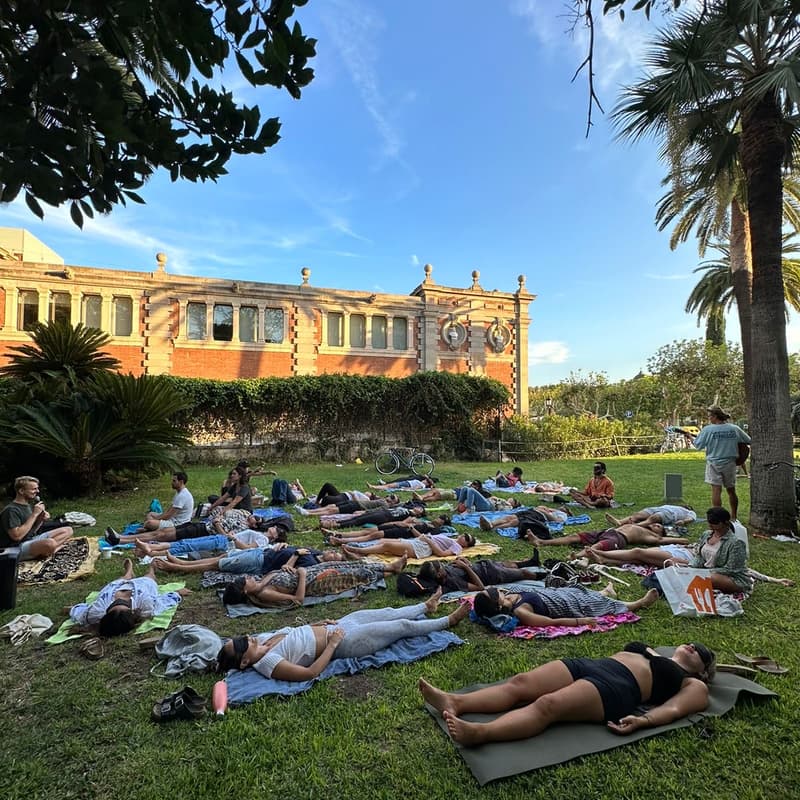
[[217, 589, 470, 681], [68, 558, 190, 637], [419, 641, 715, 746]]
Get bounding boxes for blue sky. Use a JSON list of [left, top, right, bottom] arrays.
[[3, 0, 797, 385]]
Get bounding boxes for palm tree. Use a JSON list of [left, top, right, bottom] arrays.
[[0, 321, 120, 394], [613, 0, 800, 533], [686, 234, 800, 345]]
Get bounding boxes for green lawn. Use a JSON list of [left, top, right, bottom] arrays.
[[1, 455, 797, 800]]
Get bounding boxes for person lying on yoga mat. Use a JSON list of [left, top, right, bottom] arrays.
[[478, 506, 566, 534], [133, 525, 287, 559], [340, 531, 476, 560], [298, 489, 398, 516], [217, 589, 470, 681], [107, 508, 292, 546], [327, 514, 451, 544], [471, 584, 659, 627], [367, 476, 436, 491], [419, 640, 715, 746], [527, 522, 689, 553], [68, 558, 190, 637], [152, 545, 345, 577], [605, 504, 697, 529], [418, 556, 545, 593], [585, 542, 794, 588], [220, 557, 409, 608], [320, 504, 425, 530]]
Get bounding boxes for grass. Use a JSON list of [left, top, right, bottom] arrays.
[[1, 454, 798, 800]]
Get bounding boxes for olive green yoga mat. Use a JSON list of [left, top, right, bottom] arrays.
[[424, 651, 777, 784]]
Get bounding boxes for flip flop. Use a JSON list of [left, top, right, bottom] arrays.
[[734, 653, 772, 665], [78, 636, 105, 660], [756, 661, 789, 674]]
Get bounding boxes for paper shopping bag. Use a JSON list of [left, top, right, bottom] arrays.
[[656, 566, 717, 617]]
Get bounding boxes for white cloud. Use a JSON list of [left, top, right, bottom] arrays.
[[321, 0, 404, 160], [645, 272, 691, 281], [529, 340, 570, 364]]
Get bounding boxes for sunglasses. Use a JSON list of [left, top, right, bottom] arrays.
[[691, 642, 713, 668]]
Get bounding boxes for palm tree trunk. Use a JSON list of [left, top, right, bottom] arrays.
[[729, 199, 753, 420], [741, 93, 796, 533]]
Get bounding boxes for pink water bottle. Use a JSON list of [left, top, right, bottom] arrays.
[[212, 680, 228, 716]]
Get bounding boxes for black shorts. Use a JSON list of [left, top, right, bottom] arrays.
[[561, 657, 641, 722], [174, 522, 208, 540]]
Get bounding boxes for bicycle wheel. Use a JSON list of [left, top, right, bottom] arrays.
[[410, 452, 435, 476], [375, 452, 400, 475]]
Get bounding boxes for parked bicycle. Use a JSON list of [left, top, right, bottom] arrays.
[[374, 446, 435, 477], [659, 426, 693, 454]]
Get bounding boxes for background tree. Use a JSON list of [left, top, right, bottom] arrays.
[[613, 0, 800, 534], [0, 322, 189, 494], [0, 0, 316, 225]]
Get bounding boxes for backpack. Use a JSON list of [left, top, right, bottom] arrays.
[[396, 572, 438, 597], [151, 624, 223, 677]]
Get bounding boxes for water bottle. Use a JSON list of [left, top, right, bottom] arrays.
[[212, 680, 228, 716]]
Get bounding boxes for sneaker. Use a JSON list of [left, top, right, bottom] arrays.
[[479, 516, 492, 531], [105, 526, 121, 546], [294, 504, 310, 516]]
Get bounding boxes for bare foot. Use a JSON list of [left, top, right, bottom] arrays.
[[166, 552, 182, 563], [418, 678, 458, 716], [152, 558, 172, 572], [600, 581, 617, 599], [605, 512, 622, 527], [424, 586, 443, 614], [411, 492, 423, 502], [447, 602, 471, 626], [134, 541, 152, 558], [443, 710, 485, 746], [121, 558, 134, 577], [342, 544, 362, 558], [388, 554, 408, 573], [525, 533, 545, 547], [640, 588, 659, 608]]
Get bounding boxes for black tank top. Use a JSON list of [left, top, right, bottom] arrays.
[[623, 641, 688, 704]]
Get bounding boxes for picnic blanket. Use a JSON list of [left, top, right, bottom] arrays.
[[17, 537, 101, 585], [226, 630, 464, 703], [45, 580, 186, 643], [425, 647, 778, 784], [452, 510, 591, 537]]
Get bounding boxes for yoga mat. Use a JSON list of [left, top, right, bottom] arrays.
[[45, 581, 185, 643], [425, 647, 777, 784]]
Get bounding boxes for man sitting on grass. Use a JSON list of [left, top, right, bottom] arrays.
[[0, 475, 73, 560]]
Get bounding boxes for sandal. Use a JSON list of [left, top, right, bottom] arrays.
[[734, 654, 789, 674], [151, 686, 206, 722], [78, 636, 105, 660]]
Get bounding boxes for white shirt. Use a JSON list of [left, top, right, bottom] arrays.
[[171, 487, 194, 525]]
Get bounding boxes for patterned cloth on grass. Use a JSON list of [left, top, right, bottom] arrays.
[[17, 537, 100, 585], [460, 595, 640, 639]]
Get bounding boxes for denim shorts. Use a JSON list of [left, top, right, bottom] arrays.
[[219, 548, 265, 574]]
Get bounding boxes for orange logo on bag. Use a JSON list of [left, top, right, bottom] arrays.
[[687, 575, 716, 615]]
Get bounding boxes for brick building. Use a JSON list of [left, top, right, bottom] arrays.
[[0, 228, 534, 413]]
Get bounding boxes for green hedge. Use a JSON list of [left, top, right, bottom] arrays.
[[165, 372, 510, 460], [501, 414, 660, 459]]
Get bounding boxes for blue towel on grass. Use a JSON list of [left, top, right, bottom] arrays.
[[452, 511, 591, 537], [225, 630, 464, 703]]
